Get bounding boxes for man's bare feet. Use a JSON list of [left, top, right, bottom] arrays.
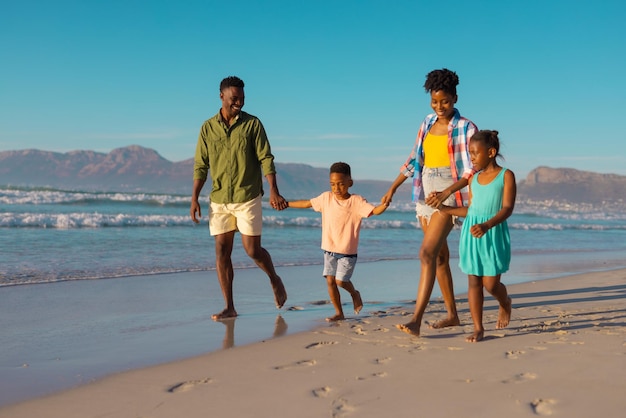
[[352, 291, 363, 314], [465, 330, 484, 343], [430, 316, 461, 329], [212, 309, 237, 321], [272, 277, 287, 309], [496, 297, 512, 329], [326, 313, 345, 322], [395, 322, 420, 336]]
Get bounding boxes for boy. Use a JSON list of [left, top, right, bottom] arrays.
[[287, 162, 389, 321]]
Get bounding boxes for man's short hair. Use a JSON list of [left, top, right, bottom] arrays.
[[220, 76, 245, 91]]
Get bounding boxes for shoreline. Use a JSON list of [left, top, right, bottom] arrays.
[[1, 266, 625, 417]]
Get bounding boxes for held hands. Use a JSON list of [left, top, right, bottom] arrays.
[[270, 193, 288, 211], [425, 191, 449, 209]]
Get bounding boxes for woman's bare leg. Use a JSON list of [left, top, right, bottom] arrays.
[[396, 211, 454, 336]]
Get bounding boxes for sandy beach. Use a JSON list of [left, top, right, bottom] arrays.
[[1, 266, 624, 418]]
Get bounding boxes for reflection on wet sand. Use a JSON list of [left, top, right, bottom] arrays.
[[217, 315, 288, 349]]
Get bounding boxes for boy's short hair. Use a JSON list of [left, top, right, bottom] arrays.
[[330, 162, 351, 177], [220, 76, 245, 91]]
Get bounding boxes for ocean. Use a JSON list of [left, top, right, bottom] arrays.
[[1, 186, 626, 405]]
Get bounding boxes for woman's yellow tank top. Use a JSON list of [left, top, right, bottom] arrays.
[[423, 132, 450, 167]]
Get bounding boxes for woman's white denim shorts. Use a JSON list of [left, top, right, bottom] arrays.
[[415, 166, 460, 225]]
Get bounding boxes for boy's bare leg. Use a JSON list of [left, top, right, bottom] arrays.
[[431, 240, 461, 329], [325, 275, 344, 321], [242, 234, 287, 308], [337, 280, 363, 314], [213, 231, 238, 320], [396, 213, 453, 336], [466, 274, 484, 342], [484, 276, 512, 329]]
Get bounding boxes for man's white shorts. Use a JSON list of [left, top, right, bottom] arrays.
[[209, 195, 263, 236]]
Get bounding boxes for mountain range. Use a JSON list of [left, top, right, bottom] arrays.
[[1, 146, 625, 206]]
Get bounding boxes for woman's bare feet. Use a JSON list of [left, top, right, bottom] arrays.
[[326, 313, 345, 322], [496, 297, 512, 329], [430, 316, 461, 329], [352, 291, 363, 314], [465, 329, 484, 343], [396, 322, 420, 336], [212, 308, 238, 321]]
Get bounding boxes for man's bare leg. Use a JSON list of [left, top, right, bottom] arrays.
[[242, 234, 287, 308], [213, 231, 238, 320]]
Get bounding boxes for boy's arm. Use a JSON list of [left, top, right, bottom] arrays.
[[286, 199, 312, 209], [370, 202, 389, 216]]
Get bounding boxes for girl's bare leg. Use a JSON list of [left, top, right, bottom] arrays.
[[396, 212, 454, 336], [483, 275, 512, 329], [466, 274, 484, 342]]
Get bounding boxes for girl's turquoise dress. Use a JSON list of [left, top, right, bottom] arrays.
[[459, 168, 510, 276]]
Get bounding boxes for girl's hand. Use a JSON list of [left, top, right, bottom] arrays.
[[470, 223, 489, 238]]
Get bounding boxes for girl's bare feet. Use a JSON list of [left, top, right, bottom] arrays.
[[465, 330, 484, 342], [496, 297, 512, 329], [430, 316, 461, 329], [396, 322, 420, 336]]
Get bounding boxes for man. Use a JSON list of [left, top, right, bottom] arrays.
[[190, 76, 288, 320]]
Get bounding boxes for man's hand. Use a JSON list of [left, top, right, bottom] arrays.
[[190, 200, 202, 223]]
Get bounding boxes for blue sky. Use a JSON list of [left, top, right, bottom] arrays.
[[1, 0, 625, 182]]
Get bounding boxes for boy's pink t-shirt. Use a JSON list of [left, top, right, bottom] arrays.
[[310, 191, 375, 255]]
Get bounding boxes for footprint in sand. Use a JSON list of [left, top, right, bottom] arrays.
[[505, 350, 525, 359], [273, 359, 316, 370], [306, 341, 338, 349], [502, 372, 538, 384], [356, 371, 388, 380], [332, 397, 355, 417], [167, 378, 212, 393], [531, 398, 557, 415], [374, 357, 391, 364], [351, 325, 367, 335], [312, 386, 331, 398]]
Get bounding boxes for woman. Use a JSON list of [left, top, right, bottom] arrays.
[[382, 68, 477, 336]]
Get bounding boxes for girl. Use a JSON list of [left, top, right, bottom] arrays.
[[440, 130, 516, 342]]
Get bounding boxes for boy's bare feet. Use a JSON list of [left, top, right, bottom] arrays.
[[496, 297, 512, 329], [212, 309, 238, 321], [272, 277, 287, 309], [465, 330, 484, 343], [430, 316, 461, 329], [395, 322, 420, 336], [326, 313, 345, 322], [352, 291, 363, 314]]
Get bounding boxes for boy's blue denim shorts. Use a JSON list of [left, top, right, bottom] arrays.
[[322, 251, 357, 283]]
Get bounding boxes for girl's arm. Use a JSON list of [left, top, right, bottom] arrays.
[[470, 170, 517, 238], [439, 204, 468, 218], [286, 199, 312, 209]]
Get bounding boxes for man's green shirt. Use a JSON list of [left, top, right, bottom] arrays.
[[193, 111, 276, 204]]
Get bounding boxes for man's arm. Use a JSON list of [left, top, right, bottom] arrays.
[[190, 178, 206, 223]]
